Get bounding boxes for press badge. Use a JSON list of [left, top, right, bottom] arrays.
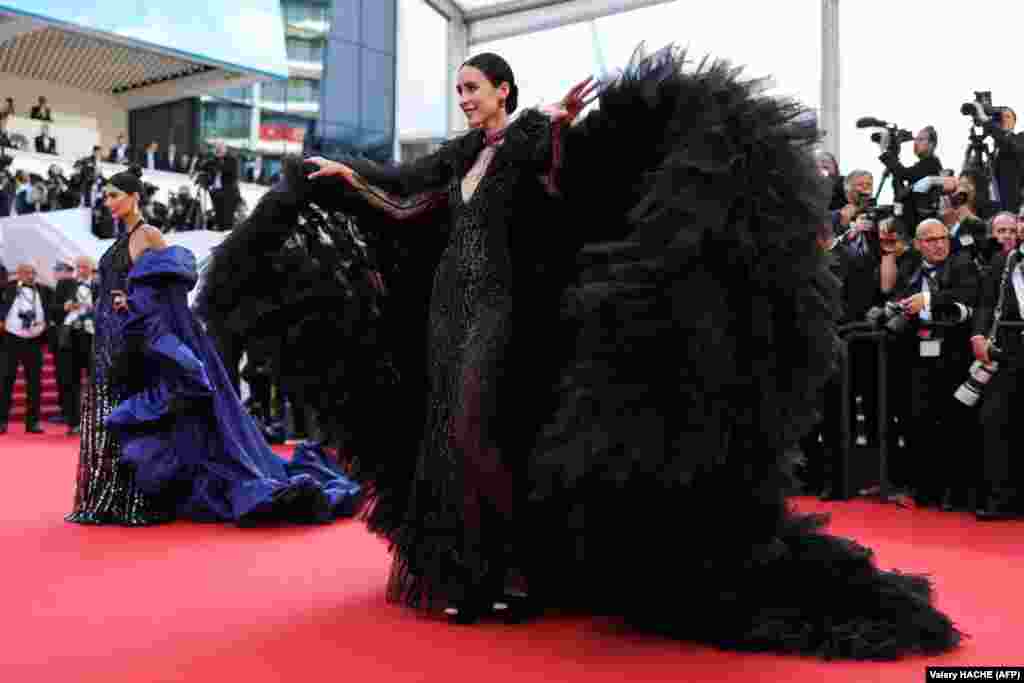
[[960, 234, 975, 247], [920, 339, 942, 357]]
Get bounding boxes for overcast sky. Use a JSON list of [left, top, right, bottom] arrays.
[[401, 0, 1024, 203]]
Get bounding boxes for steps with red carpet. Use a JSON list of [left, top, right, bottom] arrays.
[[9, 345, 61, 422]]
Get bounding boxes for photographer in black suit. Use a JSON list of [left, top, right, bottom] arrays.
[[970, 103, 1024, 212], [969, 241, 1024, 519], [890, 219, 979, 509], [34, 124, 56, 155], [204, 142, 241, 231], [50, 257, 96, 435], [0, 264, 52, 434]]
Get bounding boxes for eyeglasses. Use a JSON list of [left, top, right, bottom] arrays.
[[918, 236, 949, 244]]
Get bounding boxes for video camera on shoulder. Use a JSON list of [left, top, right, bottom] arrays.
[[856, 116, 914, 155], [961, 91, 1007, 127]]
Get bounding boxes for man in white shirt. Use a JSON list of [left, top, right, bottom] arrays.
[[142, 141, 160, 171], [0, 264, 51, 434]]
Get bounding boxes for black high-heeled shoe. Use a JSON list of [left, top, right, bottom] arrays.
[[493, 592, 543, 624]]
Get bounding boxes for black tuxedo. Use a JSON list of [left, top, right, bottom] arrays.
[[972, 250, 1024, 496], [0, 281, 53, 428], [209, 153, 241, 230], [879, 152, 943, 228], [893, 251, 980, 502], [983, 122, 1024, 213], [34, 135, 56, 155], [50, 278, 94, 428], [29, 105, 52, 122]]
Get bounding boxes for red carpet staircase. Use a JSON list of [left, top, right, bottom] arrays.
[[10, 345, 61, 423]]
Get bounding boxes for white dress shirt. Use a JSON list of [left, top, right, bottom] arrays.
[[5, 284, 46, 339]]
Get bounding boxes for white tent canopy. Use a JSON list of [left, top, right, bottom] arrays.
[[424, 0, 678, 133]]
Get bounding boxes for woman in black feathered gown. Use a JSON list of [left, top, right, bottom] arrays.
[[198, 45, 963, 659]]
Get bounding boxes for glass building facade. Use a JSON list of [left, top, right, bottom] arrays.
[[129, 0, 453, 181]]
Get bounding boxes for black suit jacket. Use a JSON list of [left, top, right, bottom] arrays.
[[51, 279, 95, 326], [34, 135, 56, 155], [983, 122, 1024, 212], [894, 250, 979, 342], [0, 281, 54, 329], [973, 250, 1024, 339], [213, 154, 240, 194], [29, 106, 52, 122]]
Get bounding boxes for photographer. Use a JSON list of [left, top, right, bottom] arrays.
[[200, 143, 241, 231], [969, 240, 1024, 519], [881, 127, 943, 224], [970, 101, 1024, 212], [50, 256, 96, 435], [890, 219, 979, 509], [0, 264, 52, 434], [991, 211, 1019, 256], [167, 185, 197, 232]]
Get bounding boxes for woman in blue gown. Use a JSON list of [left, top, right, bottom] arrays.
[[66, 167, 361, 526]]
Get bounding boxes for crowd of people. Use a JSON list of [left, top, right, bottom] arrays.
[[805, 102, 1024, 521], [0, 132, 250, 233]]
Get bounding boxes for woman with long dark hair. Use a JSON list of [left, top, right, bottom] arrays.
[[66, 166, 361, 526]]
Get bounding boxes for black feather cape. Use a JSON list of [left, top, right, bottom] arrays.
[[196, 45, 961, 660]]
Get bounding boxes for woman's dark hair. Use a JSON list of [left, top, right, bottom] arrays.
[[107, 165, 144, 195], [462, 52, 518, 114]]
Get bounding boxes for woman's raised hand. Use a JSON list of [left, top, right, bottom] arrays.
[[305, 156, 356, 184], [542, 76, 602, 125]]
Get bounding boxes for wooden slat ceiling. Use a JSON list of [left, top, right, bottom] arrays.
[[0, 26, 219, 95]]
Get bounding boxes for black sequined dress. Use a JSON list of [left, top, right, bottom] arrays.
[[66, 233, 170, 525]]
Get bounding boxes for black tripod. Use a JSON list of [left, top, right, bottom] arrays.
[[183, 176, 213, 231]]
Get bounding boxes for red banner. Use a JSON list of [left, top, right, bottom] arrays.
[[260, 123, 305, 143]]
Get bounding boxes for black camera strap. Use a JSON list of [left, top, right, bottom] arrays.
[[989, 249, 1020, 343]]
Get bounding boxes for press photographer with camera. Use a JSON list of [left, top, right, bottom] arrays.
[[967, 238, 1024, 520], [965, 92, 1024, 212], [198, 142, 241, 231], [991, 211, 1019, 256], [886, 219, 979, 509], [50, 256, 96, 435], [0, 263, 52, 434], [878, 125, 943, 226]]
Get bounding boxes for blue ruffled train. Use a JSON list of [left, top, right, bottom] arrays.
[[103, 245, 361, 524]]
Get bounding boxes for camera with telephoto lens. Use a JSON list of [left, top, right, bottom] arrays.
[[955, 344, 1006, 407], [17, 308, 36, 331], [865, 300, 910, 334]]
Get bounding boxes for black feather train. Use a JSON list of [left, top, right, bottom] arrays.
[[196, 44, 961, 660], [521, 45, 961, 659]]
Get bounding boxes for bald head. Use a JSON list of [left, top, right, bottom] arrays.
[[15, 263, 36, 285], [914, 219, 950, 265], [915, 219, 947, 240]]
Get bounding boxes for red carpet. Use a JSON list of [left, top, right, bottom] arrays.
[[9, 346, 61, 422], [2, 423, 1021, 682]]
